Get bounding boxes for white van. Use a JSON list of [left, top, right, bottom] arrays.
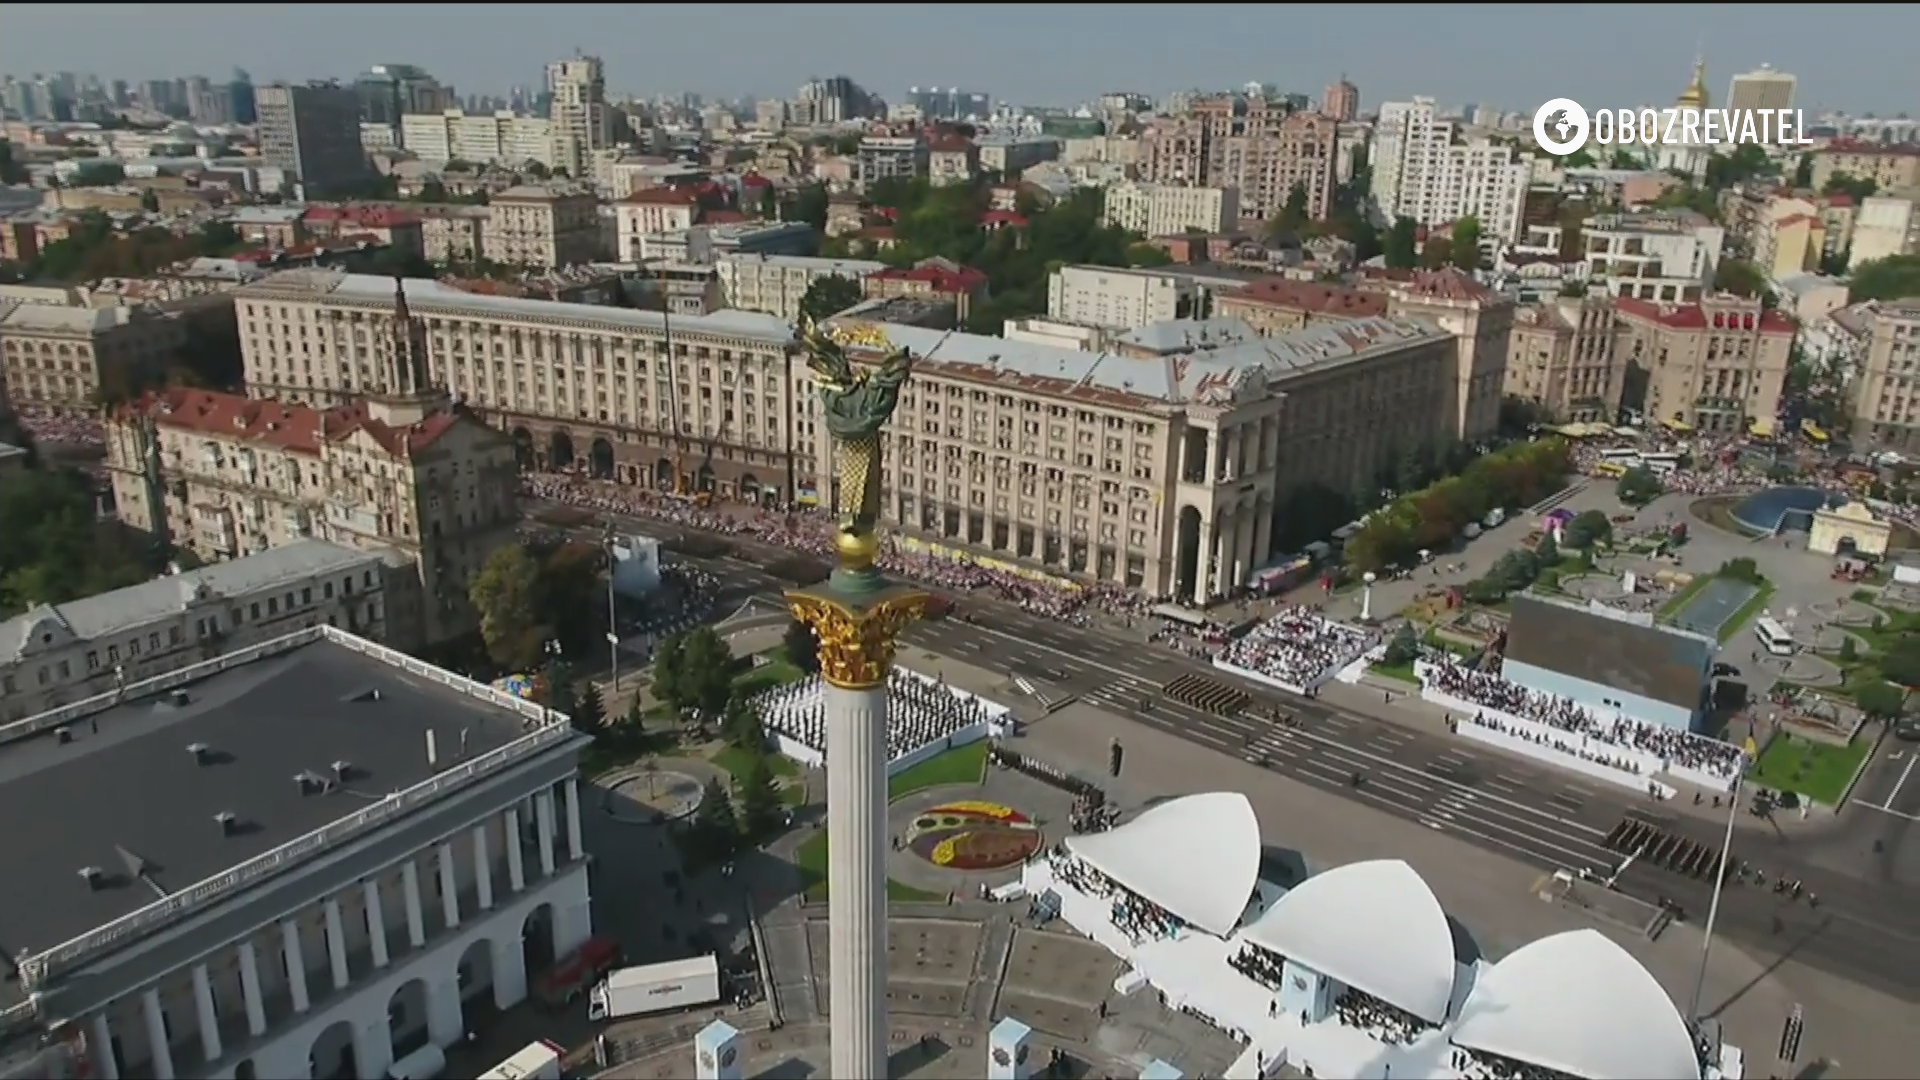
[[1754, 617, 1795, 656]]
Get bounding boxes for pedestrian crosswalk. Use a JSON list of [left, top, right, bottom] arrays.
[[1164, 673, 1249, 715]]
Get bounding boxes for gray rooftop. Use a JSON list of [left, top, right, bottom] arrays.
[[862, 315, 1448, 408], [0, 636, 534, 965], [1504, 594, 1715, 710], [1117, 317, 1262, 355], [1, 541, 381, 664], [237, 270, 795, 343]]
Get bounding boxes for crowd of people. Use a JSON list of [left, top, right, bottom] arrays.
[[1450, 1046, 1580, 1080], [1424, 659, 1746, 783], [1217, 607, 1375, 690], [1332, 986, 1430, 1046], [1228, 942, 1286, 992], [13, 408, 104, 447], [1045, 845, 1184, 943], [749, 668, 989, 759]]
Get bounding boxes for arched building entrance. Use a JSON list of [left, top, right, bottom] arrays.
[[511, 427, 535, 471], [523, 903, 557, 977], [589, 437, 615, 480], [654, 458, 676, 490], [387, 978, 432, 1060], [548, 431, 575, 471], [1175, 506, 1203, 603], [308, 1019, 357, 1080], [456, 937, 498, 1037]]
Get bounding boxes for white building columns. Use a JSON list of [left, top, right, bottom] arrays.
[[504, 806, 526, 891], [280, 920, 310, 1015], [191, 963, 222, 1063], [473, 824, 494, 911], [90, 1011, 120, 1080], [237, 940, 267, 1036], [364, 880, 391, 968], [823, 680, 891, 1080], [535, 790, 557, 877], [401, 860, 427, 948], [564, 778, 584, 860], [323, 899, 350, 990], [140, 987, 175, 1080], [437, 842, 461, 929]]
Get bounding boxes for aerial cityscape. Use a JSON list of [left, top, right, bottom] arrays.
[[3, 6, 1920, 1080]]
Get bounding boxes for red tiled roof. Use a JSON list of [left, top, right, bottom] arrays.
[[980, 209, 1028, 227], [1615, 297, 1796, 334], [1773, 213, 1819, 228], [1400, 267, 1494, 301], [871, 206, 900, 222], [1227, 278, 1387, 316], [703, 209, 750, 225], [623, 187, 701, 206], [130, 387, 462, 457], [304, 205, 421, 229], [870, 262, 989, 292], [862, 225, 898, 240], [929, 135, 974, 153], [1823, 193, 1854, 208], [739, 174, 772, 188]]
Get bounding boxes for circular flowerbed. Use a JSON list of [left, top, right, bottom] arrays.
[[907, 801, 1042, 871]]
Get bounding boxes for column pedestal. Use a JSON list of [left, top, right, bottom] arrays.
[[824, 681, 890, 1080]]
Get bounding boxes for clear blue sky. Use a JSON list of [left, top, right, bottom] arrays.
[[3, 3, 1915, 115]]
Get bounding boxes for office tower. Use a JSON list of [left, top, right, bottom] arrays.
[[256, 81, 368, 198], [546, 55, 612, 177]]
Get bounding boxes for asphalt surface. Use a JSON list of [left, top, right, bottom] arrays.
[[548, 505, 1920, 1001]]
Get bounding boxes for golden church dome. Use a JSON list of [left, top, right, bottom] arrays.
[[1676, 56, 1710, 110]]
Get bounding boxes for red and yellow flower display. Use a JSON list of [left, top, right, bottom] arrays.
[[907, 801, 1042, 871]]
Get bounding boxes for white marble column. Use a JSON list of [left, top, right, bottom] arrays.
[[401, 862, 427, 948], [437, 843, 461, 929], [504, 807, 526, 891], [323, 899, 350, 990], [280, 921, 310, 1014], [363, 881, 390, 968], [473, 826, 494, 911], [823, 680, 889, 1080], [564, 778, 585, 859], [90, 1010, 120, 1080], [237, 941, 267, 1036], [535, 791, 557, 876], [140, 987, 175, 1080], [191, 964, 222, 1063]]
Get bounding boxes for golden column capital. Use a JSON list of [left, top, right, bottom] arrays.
[[786, 586, 929, 690]]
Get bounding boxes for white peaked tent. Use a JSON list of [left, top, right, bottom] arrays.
[[1063, 792, 1261, 938], [1450, 929, 1702, 1080], [1240, 858, 1457, 1024]]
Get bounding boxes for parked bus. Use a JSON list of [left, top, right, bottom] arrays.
[[1639, 452, 1683, 475], [1591, 461, 1629, 478], [1599, 448, 1642, 464], [1754, 617, 1795, 656], [479, 1040, 564, 1080]]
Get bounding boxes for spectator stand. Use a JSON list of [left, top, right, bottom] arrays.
[[1213, 609, 1377, 695], [747, 666, 1010, 773], [1016, 791, 1729, 1080], [1416, 659, 1743, 795]]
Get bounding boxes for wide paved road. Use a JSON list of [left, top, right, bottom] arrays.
[[555, 505, 1920, 999]]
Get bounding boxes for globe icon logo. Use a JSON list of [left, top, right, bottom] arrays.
[[1534, 98, 1591, 156]]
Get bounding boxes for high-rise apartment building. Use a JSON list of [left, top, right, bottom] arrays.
[[793, 75, 880, 124], [906, 87, 991, 121], [231, 271, 799, 504], [1505, 296, 1626, 423], [1371, 97, 1533, 244], [256, 81, 368, 199], [400, 110, 557, 169], [1726, 65, 1796, 121], [1139, 96, 1338, 221], [1847, 301, 1920, 451], [1323, 76, 1359, 123], [545, 56, 612, 177]]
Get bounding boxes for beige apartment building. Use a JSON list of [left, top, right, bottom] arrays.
[[233, 269, 800, 503], [1216, 278, 1389, 335], [1505, 297, 1626, 423], [1751, 199, 1826, 281], [1140, 98, 1338, 221], [106, 289, 518, 646], [0, 298, 188, 412], [715, 253, 885, 320], [799, 314, 1454, 603], [1850, 194, 1920, 271], [1811, 142, 1920, 193], [1847, 301, 1920, 451], [1101, 182, 1241, 238], [399, 109, 558, 169], [417, 203, 491, 263], [1616, 294, 1795, 435], [483, 185, 599, 268]]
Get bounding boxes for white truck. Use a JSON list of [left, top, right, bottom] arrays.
[[478, 1040, 564, 1080], [586, 954, 721, 1021]]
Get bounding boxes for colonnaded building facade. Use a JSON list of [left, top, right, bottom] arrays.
[[0, 626, 594, 1080], [230, 270, 1467, 603]]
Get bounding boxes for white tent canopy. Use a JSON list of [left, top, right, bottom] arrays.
[[1064, 791, 1260, 938], [1450, 929, 1701, 1080], [1239, 859, 1456, 1024]]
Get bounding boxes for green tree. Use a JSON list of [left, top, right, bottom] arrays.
[[722, 693, 766, 751], [1616, 466, 1665, 506], [798, 274, 865, 322], [1382, 623, 1420, 666], [653, 633, 688, 714], [571, 682, 605, 738], [469, 545, 549, 671], [1854, 679, 1904, 719], [1450, 217, 1484, 271], [1267, 182, 1311, 238], [1849, 255, 1920, 303], [1712, 258, 1768, 299], [1419, 235, 1454, 269], [1880, 640, 1920, 691], [678, 626, 736, 717], [1384, 217, 1419, 269], [737, 749, 783, 837], [1534, 532, 1560, 567], [783, 618, 821, 674], [1792, 155, 1813, 188], [1126, 242, 1173, 267], [139, 188, 160, 212], [0, 139, 26, 184], [791, 182, 830, 230], [0, 467, 158, 616], [1839, 635, 1859, 664], [1821, 172, 1878, 202], [1562, 509, 1612, 550], [692, 777, 739, 859]]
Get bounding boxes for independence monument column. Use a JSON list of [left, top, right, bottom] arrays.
[[785, 314, 927, 1080]]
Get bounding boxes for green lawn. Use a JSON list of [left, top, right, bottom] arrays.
[[793, 830, 944, 902], [732, 655, 809, 697], [712, 743, 798, 781], [887, 740, 990, 799], [1751, 732, 1873, 806]]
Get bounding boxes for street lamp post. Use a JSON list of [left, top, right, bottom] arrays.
[[604, 525, 620, 693], [1688, 772, 1742, 1019]]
